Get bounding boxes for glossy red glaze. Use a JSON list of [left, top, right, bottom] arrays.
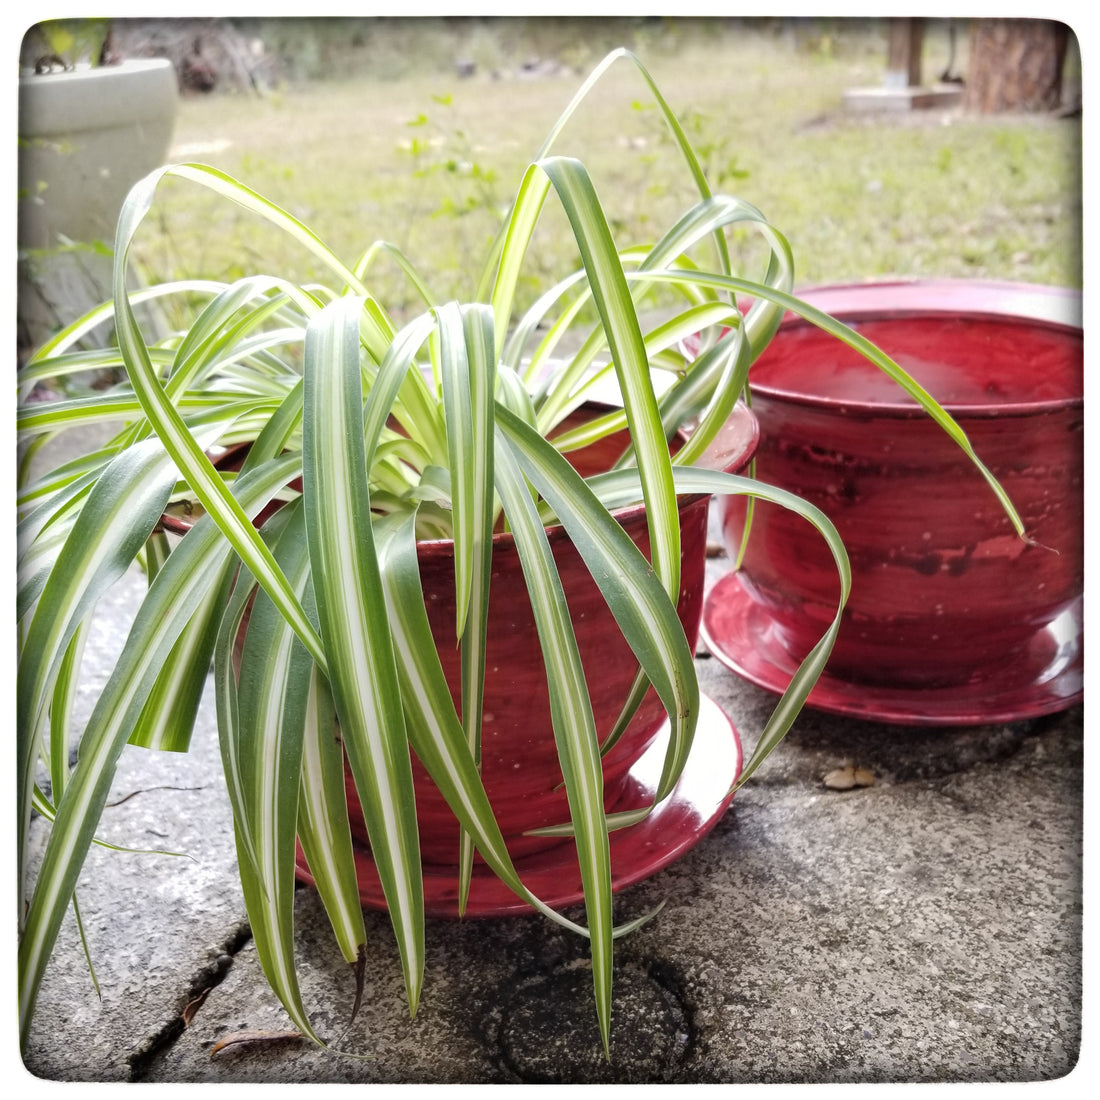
[[333, 404, 758, 874], [716, 280, 1083, 694], [704, 571, 1082, 726], [298, 693, 742, 917]]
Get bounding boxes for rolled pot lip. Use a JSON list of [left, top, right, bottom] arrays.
[[416, 401, 759, 558], [751, 278, 1083, 419]]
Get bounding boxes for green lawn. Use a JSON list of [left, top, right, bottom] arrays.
[[132, 21, 1082, 325]]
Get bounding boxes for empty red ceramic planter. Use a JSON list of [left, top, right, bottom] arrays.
[[702, 280, 1083, 725]]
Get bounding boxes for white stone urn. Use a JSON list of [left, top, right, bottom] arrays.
[[18, 58, 178, 352]]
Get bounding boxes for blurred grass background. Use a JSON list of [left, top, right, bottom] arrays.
[[126, 16, 1082, 324]]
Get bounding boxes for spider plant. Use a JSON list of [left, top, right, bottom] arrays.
[[16, 48, 1021, 1057]]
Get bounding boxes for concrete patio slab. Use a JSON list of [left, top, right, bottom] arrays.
[[17, 532, 1084, 1085]]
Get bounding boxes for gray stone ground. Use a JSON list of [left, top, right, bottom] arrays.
[[17, 512, 1085, 1086]]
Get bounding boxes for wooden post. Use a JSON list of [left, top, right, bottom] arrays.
[[885, 18, 925, 88], [841, 17, 962, 113]]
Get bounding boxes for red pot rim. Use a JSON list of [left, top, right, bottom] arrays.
[[780, 278, 1082, 329], [751, 279, 1083, 419], [415, 401, 759, 556]]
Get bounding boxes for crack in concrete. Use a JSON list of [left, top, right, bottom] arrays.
[[128, 922, 254, 1081]]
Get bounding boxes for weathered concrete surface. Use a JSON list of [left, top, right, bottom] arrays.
[[18, 533, 1084, 1085]]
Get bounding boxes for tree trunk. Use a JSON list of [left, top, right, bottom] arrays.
[[963, 19, 1069, 113]]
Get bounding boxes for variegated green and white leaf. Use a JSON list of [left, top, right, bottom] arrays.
[[492, 422, 614, 1057], [435, 302, 497, 908], [537, 156, 681, 601], [376, 510, 654, 940], [302, 294, 424, 1017], [16, 437, 182, 901], [496, 405, 698, 809], [18, 455, 299, 1049], [297, 663, 367, 966], [226, 498, 333, 1042]]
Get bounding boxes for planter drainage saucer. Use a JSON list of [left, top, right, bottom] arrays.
[[296, 693, 742, 917], [701, 571, 1083, 727]]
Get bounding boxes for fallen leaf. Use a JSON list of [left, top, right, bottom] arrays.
[[823, 765, 857, 790], [182, 987, 211, 1027], [211, 1030, 305, 1056], [823, 764, 876, 790]]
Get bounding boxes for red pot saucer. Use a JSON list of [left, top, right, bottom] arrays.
[[701, 571, 1083, 727], [295, 693, 742, 919]]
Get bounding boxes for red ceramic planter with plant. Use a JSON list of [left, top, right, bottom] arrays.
[[701, 280, 1083, 724], [165, 409, 758, 917], [293, 402, 759, 915]]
